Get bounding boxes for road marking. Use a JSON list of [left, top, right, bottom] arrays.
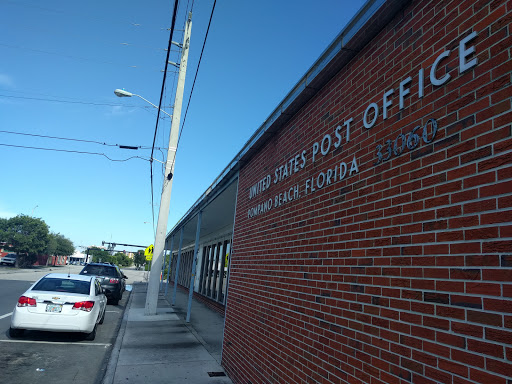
[[0, 312, 12, 320], [106, 310, 121, 313], [0, 340, 111, 347]]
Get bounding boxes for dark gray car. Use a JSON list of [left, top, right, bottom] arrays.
[[79, 263, 127, 305]]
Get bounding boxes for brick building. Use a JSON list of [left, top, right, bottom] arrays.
[[165, 0, 511, 383]]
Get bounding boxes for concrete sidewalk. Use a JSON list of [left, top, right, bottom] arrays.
[[103, 282, 233, 384]]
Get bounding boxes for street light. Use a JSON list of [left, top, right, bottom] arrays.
[[114, 89, 173, 119]]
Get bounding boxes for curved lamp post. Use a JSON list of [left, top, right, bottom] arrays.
[[114, 89, 172, 119]]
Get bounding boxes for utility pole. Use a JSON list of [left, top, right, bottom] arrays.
[[145, 12, 192, 316]]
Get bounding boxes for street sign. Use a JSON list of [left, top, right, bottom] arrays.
[[145, 244, 154, 261]]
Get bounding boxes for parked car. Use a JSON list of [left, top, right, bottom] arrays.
[[10, 273, 107, 340], [0, 253, 16, 266], [79, 263, 127, 305]]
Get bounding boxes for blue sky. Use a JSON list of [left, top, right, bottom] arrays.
[[1, 0, 366, 253]]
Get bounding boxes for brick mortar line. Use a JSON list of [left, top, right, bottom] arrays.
[[226, 307, 511, 380], [225, 329, 362, 384], [230, 249, 512, 260], [231, 302, 512, 353], [225, 313, 505, 384], [228, 280, 511, 304], [227, 289, 511, 329], [238, 206, 512, 237], [228, 265, 510, 273]]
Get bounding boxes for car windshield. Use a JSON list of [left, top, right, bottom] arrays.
[[81, 265, 116, 277], [32, 278, 90, 294]]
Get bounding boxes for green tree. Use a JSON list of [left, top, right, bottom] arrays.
[[0, 217, 7, 240], [110, 253, 118, 265], [87, 248, 132, 267], [113, 252, 132, 267], [54, 233, 74, 256], [88, 247, 112, 263], [46, 233, 58, 256], [2, 215, 49, 267], [134, 250, 145, 269]]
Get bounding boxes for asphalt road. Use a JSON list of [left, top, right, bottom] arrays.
[[0, 264, 147, 384]]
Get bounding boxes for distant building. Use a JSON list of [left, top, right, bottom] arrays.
[[68, 250, 86, 264]]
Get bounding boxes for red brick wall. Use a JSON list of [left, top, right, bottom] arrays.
[[223, 1, 512, 383]]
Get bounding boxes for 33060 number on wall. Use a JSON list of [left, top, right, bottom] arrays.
[[374, 118, 438, 165]]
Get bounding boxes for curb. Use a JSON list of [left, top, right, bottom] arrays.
[[101, 287, 134, 384]]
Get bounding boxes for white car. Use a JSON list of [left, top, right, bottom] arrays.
[[10, 273, 107, 340], [0, 253, 16, 266]]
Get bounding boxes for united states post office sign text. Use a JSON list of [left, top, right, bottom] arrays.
[[247, 31, 479, 219]]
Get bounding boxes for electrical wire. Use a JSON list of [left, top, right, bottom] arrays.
[[0, 89, 174, 111], [0, 129, 168, 151], [0, 93, 159, 109], [147, 0, 212, 232], [0, 93, 176, 120], [0, 42, 164, 72], [177, 0, 216, 149], [0, 143, 149, 162], [4, 0, 173, 33], [149, 1, 180, 165]]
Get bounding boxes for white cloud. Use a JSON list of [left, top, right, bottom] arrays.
[[107, 105, 137, 117], [110, 105, 123, 114], [0, 73, 14, 88]]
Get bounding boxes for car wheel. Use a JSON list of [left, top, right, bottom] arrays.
[[99, 308, 106, 324], [9, 327, 24, 338], [84, 324, 97, 341]]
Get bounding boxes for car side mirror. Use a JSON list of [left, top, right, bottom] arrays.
[[122, 274, 128, 279]]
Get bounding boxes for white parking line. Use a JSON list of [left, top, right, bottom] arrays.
[[0, 340, 111, 347], [0, 312, 12, 320]]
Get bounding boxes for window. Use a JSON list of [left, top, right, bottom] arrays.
[[81, 265, 116, 277], [198, 238, 231, 304], [33, 278, 91, 295], [95, 280, 102, 295]]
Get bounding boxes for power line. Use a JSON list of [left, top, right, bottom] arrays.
[[0, 93, 174, 111], [0, 129, 168, 151], [177, 0, 216, 148], [149, 2, 181, 165], [149, 0, 181, 231], [0, 42, 164, 72], [0, 143, 150, 162], [4, 0, 175, 34]]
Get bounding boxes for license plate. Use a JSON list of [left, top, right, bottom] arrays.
[[46, 304, 62, 313]]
